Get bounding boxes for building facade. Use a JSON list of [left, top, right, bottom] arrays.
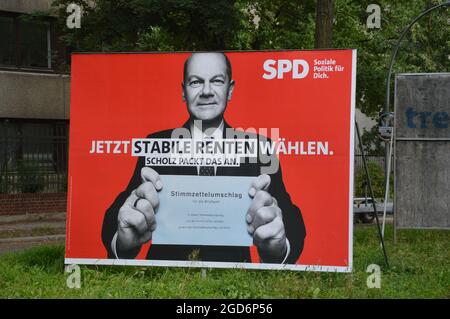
[[0, 0, 69, 214]]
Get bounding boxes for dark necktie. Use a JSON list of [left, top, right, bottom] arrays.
[[198, 135, 215, 176], [199, 166, 215, 176]]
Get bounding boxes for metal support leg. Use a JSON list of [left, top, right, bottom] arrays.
[[356, 122, 390, 267]]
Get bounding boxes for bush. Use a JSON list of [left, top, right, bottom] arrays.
[[0, 174, 8, 193], [355, 162, 393, 199], [17, 160, 46, 193]]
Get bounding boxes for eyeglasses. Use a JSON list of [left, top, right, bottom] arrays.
[[185, 79, 228, 88]]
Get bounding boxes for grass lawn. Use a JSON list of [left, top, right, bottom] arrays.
[[0, 225, 448, 298]]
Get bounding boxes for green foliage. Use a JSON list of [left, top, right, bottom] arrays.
[[49, 0, 450, 126], [355, 161, 393, 198], [361, 126, 385, 156], [17, 160, 46, 193], [12, 245, 65, 273], [136, 26, 176, 51], [52, 0, 243, 51], [233, 0, 317, 50], [334, 0, 450, 118], [0, 226, 449, 298], [0, 177, 7, 194]]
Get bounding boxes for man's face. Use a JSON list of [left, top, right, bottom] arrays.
[[182, 53, 234, 123]]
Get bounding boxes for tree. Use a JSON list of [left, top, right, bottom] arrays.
[[315, 0, 334, 48], [52, 0, 242, 52], [233, 0, 316, 50], [333, 0, 449, 118], [50, 0, 449, 120]]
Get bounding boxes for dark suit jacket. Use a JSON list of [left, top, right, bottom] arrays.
[[102, 121, 306, 264]]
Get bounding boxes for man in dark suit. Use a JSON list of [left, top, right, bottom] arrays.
[[102, 52, 306, 264]]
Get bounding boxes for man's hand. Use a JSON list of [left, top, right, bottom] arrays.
[[247, 174, 288, 262], [116, 167, 163, 256]]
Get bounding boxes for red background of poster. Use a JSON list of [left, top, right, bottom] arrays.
[[66, 50, 354, 268]]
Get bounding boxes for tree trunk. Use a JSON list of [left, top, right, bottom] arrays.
[[315, 0, 334, 48]]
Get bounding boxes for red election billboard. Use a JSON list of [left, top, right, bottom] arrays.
[[65, 50, 356, 272]]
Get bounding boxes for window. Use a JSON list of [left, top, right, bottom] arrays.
[[0, 13, 52, 70], [0, 119, 69, 193], [0, 16, 16, 66], [20, 20, 52, 68]]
